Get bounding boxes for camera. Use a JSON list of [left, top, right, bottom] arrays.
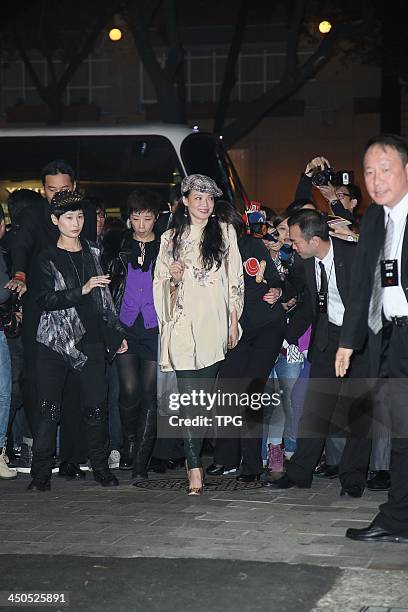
[[248, 221, 280, 242], [243, 203, 280, 242], [311, 166, 353, 187]]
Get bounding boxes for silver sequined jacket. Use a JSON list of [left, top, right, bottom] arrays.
[[35, 240, 124, 369]]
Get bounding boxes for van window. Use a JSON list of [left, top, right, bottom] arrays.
[[0, 135, 182, 215]]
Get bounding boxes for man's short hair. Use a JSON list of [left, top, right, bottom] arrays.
[[41, 159, 75, 185], [364, 134, 408, 166], [286, 198, 316, 215], [288, 209, 329, 241], [345, 183, 362, 207]]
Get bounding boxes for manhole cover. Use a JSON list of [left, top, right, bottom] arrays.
[[134, 477, 264, 491], [360, 608, 408, 611]]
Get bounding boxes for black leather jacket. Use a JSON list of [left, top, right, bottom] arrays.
[[103, 230, 160, 313]]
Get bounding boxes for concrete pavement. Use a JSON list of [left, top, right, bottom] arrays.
[[0, 469, 407, 611]]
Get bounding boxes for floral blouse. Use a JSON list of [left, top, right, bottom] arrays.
[[153, 222, 244, 371]]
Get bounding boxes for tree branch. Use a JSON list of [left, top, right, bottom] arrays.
[[126, 0, 165, 85], [44, 51, 58, 89], [163, 0, 184, 83], [213, 0, 249, 134], [221, 19, 367, 147], [284, 0, 306, 77], [58, 6, 117, 92], [13, 25, 47, 98]]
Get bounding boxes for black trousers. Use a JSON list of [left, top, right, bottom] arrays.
[[371, 323, 408, 535], [22, 299, 87, 463], [6, 336, 24, 448], [31, 343, 109, 482], [286, 323, 372, 488], [214, 319, 285, 476]]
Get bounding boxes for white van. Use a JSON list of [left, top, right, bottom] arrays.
[[0, 124, 247, 216]]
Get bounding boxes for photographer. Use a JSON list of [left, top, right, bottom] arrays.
[[295, 156, 360, 243]]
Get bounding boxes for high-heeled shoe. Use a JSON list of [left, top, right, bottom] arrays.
[[187, 467, 204, 496]]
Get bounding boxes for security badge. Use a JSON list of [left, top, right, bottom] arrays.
[[317, 291, 328, 313], [381, 259, 398, 287]]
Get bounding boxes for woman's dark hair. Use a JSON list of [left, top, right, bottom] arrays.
[[216, 199, 245, 237], [171, 192, 225, 270], [127, 188, 160, 218], [346, 183, 362, 207], [50, 190, 84, 218], [87, 196, 106, 213], [7, 188, 43, 225], [272, 210, 290, 229], [261, 206, 277, 222], [104, 216, 125, 233]]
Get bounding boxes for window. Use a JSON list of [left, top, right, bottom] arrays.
[[140, 48, 313, 105], [0, 53, 112, 114]]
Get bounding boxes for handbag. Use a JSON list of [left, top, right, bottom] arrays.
[[0, 292, 22, 339]]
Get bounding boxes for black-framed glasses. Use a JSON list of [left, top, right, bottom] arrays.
[[336, 192, 350, 200]]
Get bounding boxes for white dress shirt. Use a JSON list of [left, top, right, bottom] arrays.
[[383, 191, 408, 319], [314, 238, 345, 327]]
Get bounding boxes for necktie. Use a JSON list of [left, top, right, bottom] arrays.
[[314, 261, 329, 351], [368, 216, 394, 334]]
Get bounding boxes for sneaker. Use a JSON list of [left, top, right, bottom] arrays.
[[15, 442, 33, 473], [0, 448, 17, 480], [267, 443, 284, 474], [108, 450, 121, 469]]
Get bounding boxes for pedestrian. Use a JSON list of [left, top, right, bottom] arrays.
[[0, 218, 18, 480], [107, 188, 161, 482], [336, 133, 408, 542], [28, 191, 126, 491], [153, 174, 244, 495], [6, 161, 97, 477]]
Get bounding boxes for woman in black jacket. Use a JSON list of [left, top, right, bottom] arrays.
[[29, 191, 126, 492], [106, 189, 160, 482]]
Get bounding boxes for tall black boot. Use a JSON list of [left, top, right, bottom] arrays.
[[119, 403, 138, 471], [132, 407, 157, 480], [120, 433, 136, 470]]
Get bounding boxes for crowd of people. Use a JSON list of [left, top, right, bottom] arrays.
[[0, 132, 407, 543]]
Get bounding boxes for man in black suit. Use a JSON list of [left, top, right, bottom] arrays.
[[6, 160, 96, 479], [266, 209, 371, 496], [336, 134, 408, 543]]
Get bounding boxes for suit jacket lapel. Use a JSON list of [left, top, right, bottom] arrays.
[[304, 258, 317, 316], [401, 215, 408, 287]]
